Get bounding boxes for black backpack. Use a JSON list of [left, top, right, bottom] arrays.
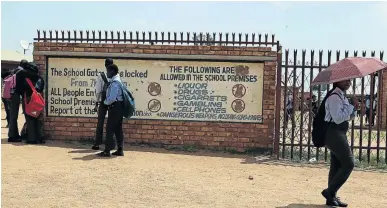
[[311, 90, 339, 147]]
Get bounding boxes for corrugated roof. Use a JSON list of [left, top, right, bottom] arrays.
[[1, 50, 33, 62]]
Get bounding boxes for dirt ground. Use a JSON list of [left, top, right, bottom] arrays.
[[2, 109, 387, 208]]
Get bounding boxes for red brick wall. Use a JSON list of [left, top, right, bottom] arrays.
[[33, 42, 278, 152]]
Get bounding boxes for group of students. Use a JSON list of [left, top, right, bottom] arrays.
[[1, 60, 45, 144], [2, 58, 133, 157]]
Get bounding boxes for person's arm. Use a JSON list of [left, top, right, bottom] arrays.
[[103, 81, 120, 106], [41, 76, 45, 90], [36, 76, 45, 93], [326, 94, 354, 124], [95, 75, 103, 103]]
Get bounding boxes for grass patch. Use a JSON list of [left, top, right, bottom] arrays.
[[78, 137, 94, 145], [166, 145, 198, 153], [280, 147, 387, 170]]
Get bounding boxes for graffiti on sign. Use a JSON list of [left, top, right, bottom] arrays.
[[47, 58, 264, 123]]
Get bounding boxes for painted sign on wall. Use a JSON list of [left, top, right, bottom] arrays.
[[47, 57, 264, 123]]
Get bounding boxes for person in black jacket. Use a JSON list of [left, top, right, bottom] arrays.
[[21, 62, 45, 144], [92, 58, 113, 150], [7, 59, 37, 142]]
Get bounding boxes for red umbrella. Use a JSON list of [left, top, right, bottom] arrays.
[[311, 57, 387, 85]]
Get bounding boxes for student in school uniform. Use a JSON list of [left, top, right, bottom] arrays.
[[321, 80, 357, 207], [92, 58, 113, 150], [98, 64, 124, 157], [21, 62, 45, 144], [6, 60, 38, 143]]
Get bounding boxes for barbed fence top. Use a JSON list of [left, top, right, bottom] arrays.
[[33, 30, 280, 49]]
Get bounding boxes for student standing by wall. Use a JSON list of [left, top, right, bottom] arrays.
[[21, 62, 45, 144], [92, 58, 113, 150], [7, 60, 30, 142], [98, 64, 124, 157]]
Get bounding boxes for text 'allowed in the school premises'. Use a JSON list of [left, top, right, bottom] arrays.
[[47, 58, 264, 123]]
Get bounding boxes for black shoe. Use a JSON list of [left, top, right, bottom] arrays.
[[322, 189, 339, 207], [8, 137, 22, 143], [112, 149, 124, 156], [333, 197, 348, 207], [92, 145, 100, 150], [97, 151, 111, 157], [25, 141, 38, 144]]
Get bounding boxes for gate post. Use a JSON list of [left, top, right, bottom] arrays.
[[274, 43, 282, 158]]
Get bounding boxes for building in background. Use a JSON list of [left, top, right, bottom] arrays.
[[1, 50, 32, 69]]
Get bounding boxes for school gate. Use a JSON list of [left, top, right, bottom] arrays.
[[276, 50, 387, 166], [33, 30, 386, 166]]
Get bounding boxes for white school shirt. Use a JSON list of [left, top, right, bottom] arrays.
[[95, 73, 110, 102], [325, 87, 356, 124], [365, 99, 376, 109]]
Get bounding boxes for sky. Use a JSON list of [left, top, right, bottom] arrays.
[[1, 1, 386, 95], [1, 1, 386, 54]]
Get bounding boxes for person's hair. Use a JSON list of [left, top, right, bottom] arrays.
[[107, 64, 119, 75], [24, 62, 39, 73], [20, 59, 28, 68], [325, 83, 337, 96], [105, 58, 113, 67]]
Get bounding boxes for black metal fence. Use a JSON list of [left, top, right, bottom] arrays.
[[276, 49, 386, 166], [34, 30, 280, 50]]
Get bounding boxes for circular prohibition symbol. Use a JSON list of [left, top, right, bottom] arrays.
[[231, 99, 245, 113], [148, 82, 161, 96], [148, 99, 162, 113], [232, 84, 246, 98]]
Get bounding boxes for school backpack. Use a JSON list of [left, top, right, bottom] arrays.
[[2, 69, 22, 99], [24, 78, 45, 118], [311, 91, 339, 147], [113, 80, 135, 119]]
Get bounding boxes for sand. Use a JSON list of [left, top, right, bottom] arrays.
[[2, 109, 387, 208]]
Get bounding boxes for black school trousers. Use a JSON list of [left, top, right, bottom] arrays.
[[104, 102, 124, 152], [8, 93, 21, 138], [325, 124, 355, 196]]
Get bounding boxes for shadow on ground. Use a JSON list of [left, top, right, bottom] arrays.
[[2, 137, 386, 173], [276, 204, 328, 208], [72, 153, 117, 161]]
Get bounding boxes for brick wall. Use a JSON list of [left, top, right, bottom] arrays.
[[33, 42, 278, 152]]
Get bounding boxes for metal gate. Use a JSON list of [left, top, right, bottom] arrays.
[[275, 50, 386, 166]]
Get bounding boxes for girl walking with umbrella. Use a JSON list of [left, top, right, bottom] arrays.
[[321, 79, 356, 207], [312, 57, 387, 207]]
